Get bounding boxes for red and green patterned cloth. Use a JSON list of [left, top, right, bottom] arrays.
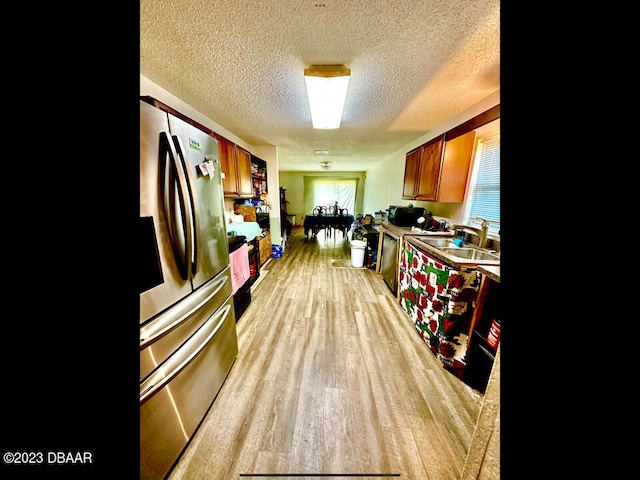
[[398, 240, 481, 379]]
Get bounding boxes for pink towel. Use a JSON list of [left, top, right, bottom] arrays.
[[229, 243, 250, 295]]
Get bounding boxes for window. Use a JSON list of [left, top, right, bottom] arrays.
[[313, 180, 356, 214], [465, 131, 500, 234]]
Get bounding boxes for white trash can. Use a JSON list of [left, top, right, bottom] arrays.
[[350, 240, 367, 267]]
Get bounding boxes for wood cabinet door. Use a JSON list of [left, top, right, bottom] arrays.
[[402, 147, 422, 199], [218, 136, 238, 196], [233, 205, 257, 222], [258, 231, 272, 266], [416, 135, 445, 201], [439, 130, 476, 202], [236, 146, 253, 197]]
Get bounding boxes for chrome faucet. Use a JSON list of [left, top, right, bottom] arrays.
[[450, 218, 490, 248]]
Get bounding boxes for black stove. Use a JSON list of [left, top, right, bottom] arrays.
[[228, 235, 251, 321]]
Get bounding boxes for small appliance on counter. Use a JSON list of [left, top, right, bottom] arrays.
[[388, 206, 426, 226], [413, 214, 448, 232], [410, 220, 450, 235]]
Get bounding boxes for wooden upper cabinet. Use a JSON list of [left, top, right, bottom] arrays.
[[217, 136, 238, 196], [402, 130, 476, 203], [402, 135, 445, 201], [217, 136, 252, 198], [402, 105, 498, 203], [402, 146, 422, 199], [235, 146, 253, 197], [438, 130, 476, 202], [416, 135, 445, 201], [140, 96, 257, 198]]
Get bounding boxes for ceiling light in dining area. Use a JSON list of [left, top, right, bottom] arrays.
[[304, 65, 351, 129]]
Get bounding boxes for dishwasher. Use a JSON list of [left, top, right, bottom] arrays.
[[380, 231, 399, 294]]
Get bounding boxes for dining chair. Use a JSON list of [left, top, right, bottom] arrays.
[[330, 209, 349, 238], [312, 206, 329, 238]]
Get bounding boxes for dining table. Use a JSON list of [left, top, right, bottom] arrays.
[[303, 213, 355, 239]]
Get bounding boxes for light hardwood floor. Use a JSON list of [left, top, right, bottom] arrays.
[[168, 226, 487, 479]]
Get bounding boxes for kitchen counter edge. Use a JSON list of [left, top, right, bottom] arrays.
[[476, 264, 500, 283], [379, 221, 454, 238], [404, 235, 501, 272]]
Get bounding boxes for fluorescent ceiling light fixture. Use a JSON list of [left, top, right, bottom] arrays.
[[314, 150, 329, 154], [304, 65, 351, 129]]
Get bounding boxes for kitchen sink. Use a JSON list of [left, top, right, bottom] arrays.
[[404, 235, 500, 267], [439, 247, 500, 261], [420, 238, 459, 248]]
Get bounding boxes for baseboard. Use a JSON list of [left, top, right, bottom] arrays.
[[250, 269, 268, 292]]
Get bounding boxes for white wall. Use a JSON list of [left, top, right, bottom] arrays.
[[279, 171, 305, 225], [279, 171, 366, 223], [363, 89, 500, 225], [252, 146, 281, 245]]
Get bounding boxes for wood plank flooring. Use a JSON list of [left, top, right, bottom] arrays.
[[167, 226, 485, 480]]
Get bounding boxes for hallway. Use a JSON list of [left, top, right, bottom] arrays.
[[168, 226, 485, 479]]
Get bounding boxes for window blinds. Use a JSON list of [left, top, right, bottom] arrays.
[[469, 136, 500, 224]]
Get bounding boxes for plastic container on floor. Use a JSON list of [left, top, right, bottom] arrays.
[[350, 240, 367, 267]]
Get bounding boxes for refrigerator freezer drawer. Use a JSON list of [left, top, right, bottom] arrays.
[[140, 295, 237, 480], [140, 266, 233, 382]]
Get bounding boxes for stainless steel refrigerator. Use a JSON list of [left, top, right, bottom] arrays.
[[139, 98, 238, 480]]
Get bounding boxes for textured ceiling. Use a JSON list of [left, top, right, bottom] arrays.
[[140, 0, 500, 172]]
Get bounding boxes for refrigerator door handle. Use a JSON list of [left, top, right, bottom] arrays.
[[140, 303, 232, 405], [140, 273, 230, 348], [171, 134, 200, 277], [160, 131, 193, 281]]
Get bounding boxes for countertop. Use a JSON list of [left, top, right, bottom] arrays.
[[404, 235, 500, 271], [375, 222, 454, 275], [379, 221, 454, 238], [477, 265, 500, 283], [226, 222, 263, 241]]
